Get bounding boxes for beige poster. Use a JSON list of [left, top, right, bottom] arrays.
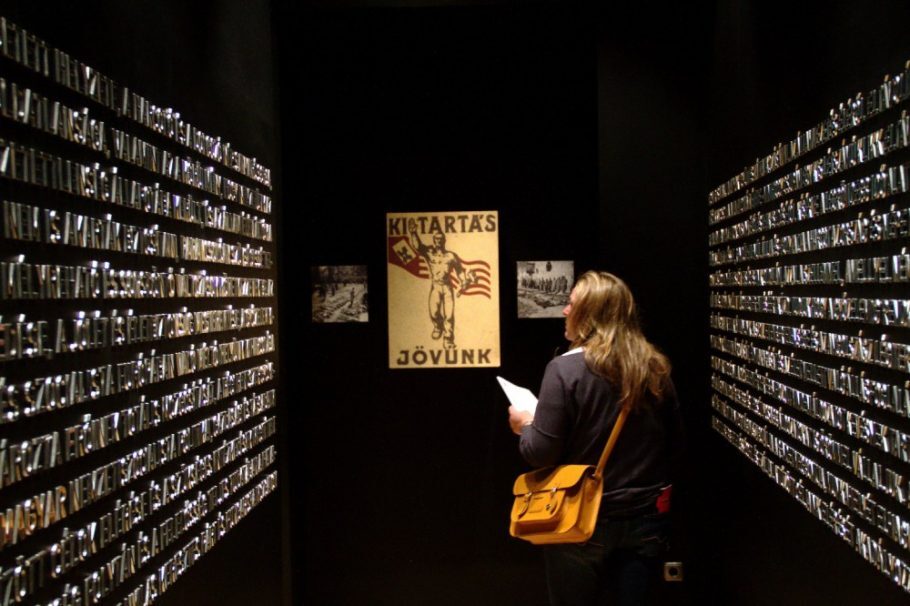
[[387, 211, 500, 369]]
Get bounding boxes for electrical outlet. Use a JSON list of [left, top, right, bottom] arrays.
[[663, 561, 684, 582]]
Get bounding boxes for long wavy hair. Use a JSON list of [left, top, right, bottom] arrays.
[[567, 271, 672, 410]]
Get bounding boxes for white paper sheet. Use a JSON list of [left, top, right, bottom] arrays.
[[496, 376, 537, 415]]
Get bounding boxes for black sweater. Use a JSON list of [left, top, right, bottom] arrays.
[[519, 349, 683, 510]]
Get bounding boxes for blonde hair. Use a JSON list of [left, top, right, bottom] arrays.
[[568, 271, 671, 409]]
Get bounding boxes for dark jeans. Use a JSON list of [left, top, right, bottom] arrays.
[[543, 513, 669, 606]]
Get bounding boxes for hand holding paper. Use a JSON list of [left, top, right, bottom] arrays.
[[497, 376, 537, 415]]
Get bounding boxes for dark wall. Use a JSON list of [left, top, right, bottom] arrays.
[[282, 2, 910, 606], [276, 5, 598, 605], [594, 2, 910, 603], [1, 3, 285, 605], [700, 2, 910, 605], [595, 4, 713, 605]]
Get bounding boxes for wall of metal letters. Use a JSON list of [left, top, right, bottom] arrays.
[[0, 16, 278, 605], [709, 59, 910, 592]]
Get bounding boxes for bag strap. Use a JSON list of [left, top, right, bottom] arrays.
[[592, 404, 631, 481]]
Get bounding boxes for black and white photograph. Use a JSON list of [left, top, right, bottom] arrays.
[[311, 265, 369, 323], [516, 260, 574, 318]]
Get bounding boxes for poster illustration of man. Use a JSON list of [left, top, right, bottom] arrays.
[[407, 219, 476, 349], [387, 211, 500, 368]]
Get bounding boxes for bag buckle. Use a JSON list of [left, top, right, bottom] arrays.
[[545, 487, 558, 512], [518, 492, 532, 516]]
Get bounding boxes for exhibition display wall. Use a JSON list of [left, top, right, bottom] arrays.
[[709, 60, 910, 592], [0, 17, 278, 605]]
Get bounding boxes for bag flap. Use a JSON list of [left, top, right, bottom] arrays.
[[512, 465, 594, 496]]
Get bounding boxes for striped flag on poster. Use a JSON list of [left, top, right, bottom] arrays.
[[388, 236, 492, 298]]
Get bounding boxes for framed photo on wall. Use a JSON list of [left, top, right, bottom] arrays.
[[311, 265, 369, 323], [516, 260, 574, 318]]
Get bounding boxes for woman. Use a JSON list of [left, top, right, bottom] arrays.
[[508, 271, 683, 606]]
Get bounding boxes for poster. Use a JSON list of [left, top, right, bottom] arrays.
[[311, 265, 369, 323], [516, 260, 574, 318], [387, 211, 500, 368]]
